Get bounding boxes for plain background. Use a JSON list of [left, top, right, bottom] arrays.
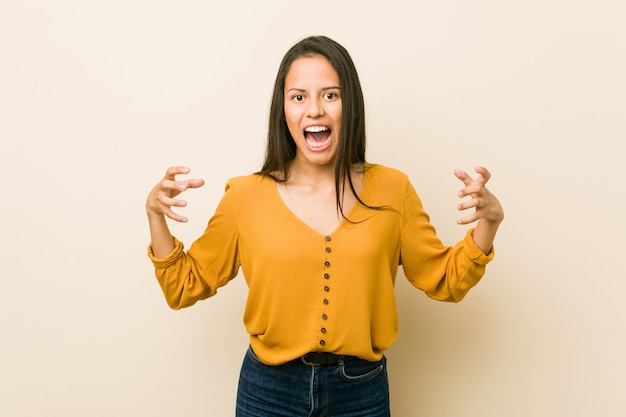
[[1, 0, 624, 416]]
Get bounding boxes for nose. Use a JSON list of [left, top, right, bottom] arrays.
[[306, 98, 325, 118]]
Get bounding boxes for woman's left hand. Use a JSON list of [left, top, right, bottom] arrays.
[[454, 166, 504, 225]]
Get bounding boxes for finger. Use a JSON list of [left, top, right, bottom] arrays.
[[158, 196, 190, 222], [459, 182, 489, 199], [456, 212, 479, 225], [473, 166, 491, 186], [456, 194, 483, 224], [164, 166, 191, 180], [457, 197, 479, 212], [162, 207, 189, 223], [180, 178, 205, 190], [158, 195, 188, 208], [458, 184, 486, 201], [158, 178, 185, 199], [166, 178, 204, 200], [454, 169, 474, 187], [457, 199, 483, 223]]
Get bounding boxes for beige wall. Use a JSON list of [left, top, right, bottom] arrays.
[[1, 1, 624, 416]]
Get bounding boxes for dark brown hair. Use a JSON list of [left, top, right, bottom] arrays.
[[258, 35, 370, 217]]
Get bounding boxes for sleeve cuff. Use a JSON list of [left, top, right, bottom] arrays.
[[463, 228, 495, 265], [147, 237, 184, 267]]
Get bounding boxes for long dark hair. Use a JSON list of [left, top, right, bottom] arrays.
[[258, 35, 370, 218]]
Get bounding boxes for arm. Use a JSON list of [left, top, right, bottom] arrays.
[[454, 166, 504, 254], [400, 177, 495, 302], [146, 173, 241, 309], [145, 166, 205, 258]]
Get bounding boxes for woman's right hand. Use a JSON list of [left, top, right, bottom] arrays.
[[146, 166, 205, 223]]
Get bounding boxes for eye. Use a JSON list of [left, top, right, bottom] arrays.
[[292, 94, 304, 102], [324, 92, 339, 100]]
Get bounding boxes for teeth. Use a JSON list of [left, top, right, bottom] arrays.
[[304, 126, 329, 133], [306, 137, 332, 149]]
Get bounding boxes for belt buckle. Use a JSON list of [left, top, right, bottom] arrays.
[[301, 352, 342, 366], [301, 353, 322, 366]]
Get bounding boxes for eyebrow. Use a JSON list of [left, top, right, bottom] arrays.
[[286, 86, 341, 93]]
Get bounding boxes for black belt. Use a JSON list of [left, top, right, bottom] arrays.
[[300, 352, 356, 366]]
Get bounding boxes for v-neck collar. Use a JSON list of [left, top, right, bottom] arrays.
[[270, 164, 374, 237]]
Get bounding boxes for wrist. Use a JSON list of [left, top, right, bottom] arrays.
[[146, 210, 166, 220]]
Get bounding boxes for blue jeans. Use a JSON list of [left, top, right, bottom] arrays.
[[236, 346, 390, 417]]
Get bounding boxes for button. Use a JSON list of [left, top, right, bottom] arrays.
[[324, 261, 330, 267], [322, 314, 328, 320], [323, 299, 329, 305], [321, 328, 327, 334], [324, 286, 330, 292], [320, 340, 326, 346], [325, 247, 331, 253], [324, 273, 329, 279], [325, 236, 332, 242]]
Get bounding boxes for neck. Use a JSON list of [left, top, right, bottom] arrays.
[[287, 159, 336, 186]]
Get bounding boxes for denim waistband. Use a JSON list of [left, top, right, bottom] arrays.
[[300, 351, 358, 366]]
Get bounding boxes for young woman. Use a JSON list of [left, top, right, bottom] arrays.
[[146, 35, 504, 417]]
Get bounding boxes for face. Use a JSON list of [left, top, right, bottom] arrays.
[[284, 55, 342, 169]]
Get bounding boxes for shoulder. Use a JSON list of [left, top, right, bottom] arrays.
[[224, 173, 272, 192], [220, 173, 279, 217], [214, 174, 273, 205], [216, 174, 274, 211], [364, 163, 410, 187], [360, 163, 414, 208]]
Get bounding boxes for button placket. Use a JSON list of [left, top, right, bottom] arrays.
[[320, 235, 333, 347]]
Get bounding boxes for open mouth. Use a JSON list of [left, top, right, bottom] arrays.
[[304, 126, 332, 151]]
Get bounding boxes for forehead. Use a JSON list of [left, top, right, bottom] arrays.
[[285, 56, 339, 88]]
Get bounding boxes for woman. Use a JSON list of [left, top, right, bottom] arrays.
[[146, 35, 504, 417]]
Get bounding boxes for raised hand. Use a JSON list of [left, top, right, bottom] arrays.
[[454, 166, 504, 226], [146, 166, 205, 223]]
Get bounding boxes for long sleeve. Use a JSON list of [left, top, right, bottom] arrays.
[[399, 180, 494, 302], [147, 180, 241, 310]]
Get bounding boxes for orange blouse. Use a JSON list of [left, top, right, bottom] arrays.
[[148, 164, 494, 365]]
